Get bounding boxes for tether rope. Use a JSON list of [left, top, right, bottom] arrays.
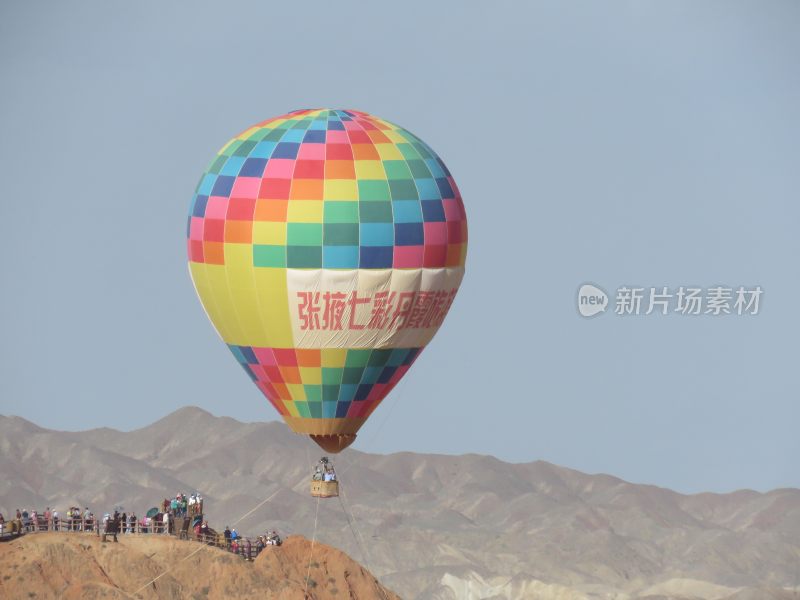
[[303, 495, 321, 598], [129, 480, 288, 597]]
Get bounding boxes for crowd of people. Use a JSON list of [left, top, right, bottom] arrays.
[[0, 492, 282, 562]]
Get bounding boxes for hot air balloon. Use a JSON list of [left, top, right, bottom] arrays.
[[187, 109, 467, 453]]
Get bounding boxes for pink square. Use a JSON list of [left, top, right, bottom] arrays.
[[424, 222, 448, 245], [343, 120, 361, 131], [230, 176, 261, 199], [326, 130, 348, 144], [393, 245, 424, 268], [189, 217, 204, 240], [205, 196, 228, 219], [263, 158, 295, 178], [297, 143, 325, 159], [367, 383, 386, 402], [442, 198, 461, 222], [253, 347, 277, 366], [448, 177, 461, 199]]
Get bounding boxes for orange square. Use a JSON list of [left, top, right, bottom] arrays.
[[325, 160, 356, 180], [290, 179, 324, 200], [224, 220, 252, 243], [446, 243, 463, 267], [296, 349, 321, 367], [352, 144, 380, 160], [203, 241, 225, 265], [273, 383, 290, 400], [279, 366, 302, 384], [367, 130, 391, 144], [254, 199, 288, 222]]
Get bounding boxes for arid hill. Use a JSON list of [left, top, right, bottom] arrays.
[[1, 407, 799, 599], [0, 532, 399, 599]]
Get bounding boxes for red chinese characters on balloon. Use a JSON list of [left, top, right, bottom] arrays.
[[297, 289, 457, 332]]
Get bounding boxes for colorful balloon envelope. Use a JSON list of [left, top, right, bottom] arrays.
[[187, 109, 467, 452]]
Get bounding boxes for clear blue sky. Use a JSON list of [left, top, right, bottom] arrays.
[[1, 1, 798, 493]]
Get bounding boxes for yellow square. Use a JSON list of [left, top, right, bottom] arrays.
[[299, 366, 322, 384], [224, 243, 252, 269], [287, 200, 323, 222], [383, 130, 406, 143], [252, 221, 286, 245], [375, 144, 403, 160], [321, 348, 347, 368], [324, 179, 358, 201], [286, 383, 306, 401], [284, 400, 300, 417], [354, 160, 386, 180]]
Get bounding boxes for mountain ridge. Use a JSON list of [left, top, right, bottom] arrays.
[[1, 407, 798, 600]]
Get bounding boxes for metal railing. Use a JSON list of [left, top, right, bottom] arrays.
[[0, 516, 279, 561]]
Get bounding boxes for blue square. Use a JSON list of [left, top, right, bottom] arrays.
[[323, 401, 337, 418], [338, 384, 358, 401], [388, 348, 408, 366], [251, 141, 276, 159], [392, 200, 423, 223], [323, 246, 359, 269], [211, 176, 235, 197], [394, 222, 423, 246], [281, 129, 306, 143], [220, 156, 245, 177], [360, 223, 394, 246], [415, 178, 440, 200], [355, 384, 372, 401], [436, 157, 451, 177], [228, 344, 246, 363], [436, 177, 455, 199], [239, 346, 257, 364], [192, 194, 208, 217], [309, 119, 328, 131], [335, 401, 351, 418], [378, 366, 397, 384], [361, 366, 382, 384], [198, 173, 217, 195], [360, 246, 393, 268], [421, 199, 446, 222], [272, 142, 300, 159], [327, 120, 345, 130], [303, 130, 326, 143], [402, 348, 419, 365], [425, 158, 445, 178], [240, 158, 268, 178]]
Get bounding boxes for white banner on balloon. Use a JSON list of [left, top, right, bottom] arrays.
[[286, 267, 465, 349]]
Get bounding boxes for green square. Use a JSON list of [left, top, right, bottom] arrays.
[[383, 160, 413, 180], [324, 223, 359, 246], [359, 201, 393, 223], [389, 179, 418, 201], [407, 159, 432, 178], [342, 367, 364, 384], [291, 118, 312, 129], [308, 401, 322, 418], [322, 384, 339, 401], [287, 223, 322, 246], [368, 349, 393, 367], [253, 245, 286, 268], [304, 385, 322, 401], [232, 140, 257, 157], [208, 155, 228, 175], [262, 128, 286, 141], [322, 367, 342, 385], [358, 180, 391, 201], [413, 142, 432, 159], [345, 350, 371, 368], [295, 401, 311, 418], [287, 246, 322, 268], [397, 143, 421, 160], [324, 201, 359, 223]]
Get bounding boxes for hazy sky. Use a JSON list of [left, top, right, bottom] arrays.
[[1, 1, 798, 494]]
